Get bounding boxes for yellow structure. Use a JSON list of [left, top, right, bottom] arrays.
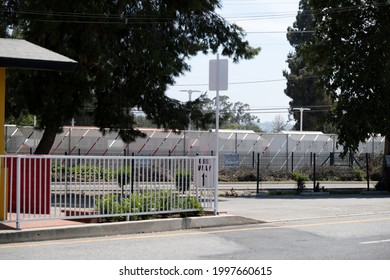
[[0, 39, 77, 221], [0, 67, 5, 219], [0, 67, 4, 154]]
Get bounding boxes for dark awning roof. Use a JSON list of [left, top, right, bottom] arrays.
[[0, 38, 77, 71]]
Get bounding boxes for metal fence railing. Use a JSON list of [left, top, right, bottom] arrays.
[[0, 155, 217, 229]]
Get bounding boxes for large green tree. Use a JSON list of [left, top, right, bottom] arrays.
[[283, 0, 333, 132], [1, 0, 259, 154], [191, 93, 260, 131], [303, 0, 390, 189]]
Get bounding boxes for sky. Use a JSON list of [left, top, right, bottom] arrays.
[[166, 0, 300, 125]]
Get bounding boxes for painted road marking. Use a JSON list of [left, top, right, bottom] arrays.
[[360, 239, 390, 245]]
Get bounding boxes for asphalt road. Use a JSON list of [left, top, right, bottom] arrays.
[[219, 181, 373, 191], [1, 195, 390, 260], [0, 214, 389, 260]]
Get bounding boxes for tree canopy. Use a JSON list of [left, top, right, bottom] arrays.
[[303, 0, 390, 152], [283, 0, 333, 132], [191, 93, 260, 131], [271, 115, 287, 133], [1, 0, 259, 154], [129, 93, 261, 132]]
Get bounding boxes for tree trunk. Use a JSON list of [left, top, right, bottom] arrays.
[[378, 137, 390, 191], [34, 128, 58, 155]]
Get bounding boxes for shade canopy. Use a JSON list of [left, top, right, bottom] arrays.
[[0, 38, 77, 71]]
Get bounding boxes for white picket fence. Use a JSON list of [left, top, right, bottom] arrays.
[[0, 155, 217, 229]]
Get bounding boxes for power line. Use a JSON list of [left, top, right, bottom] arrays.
[[175, 75, 324, 88], [1, 2, 387, 26], [247, 105, 333, 113], [172, 74, 324, 87], [246, 30, 315, 34], [223, 0, 298, 4], [172, 79, 286, 87]]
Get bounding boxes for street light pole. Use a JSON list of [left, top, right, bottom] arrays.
[[180, 89, 201, 130], [293, 107, 311, 131]]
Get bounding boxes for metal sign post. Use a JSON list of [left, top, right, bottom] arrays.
[[209, 54, 228, 215]]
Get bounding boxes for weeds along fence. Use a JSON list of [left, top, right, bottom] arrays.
[[0, 155, 217, 229], [231, 151, 373, 172]]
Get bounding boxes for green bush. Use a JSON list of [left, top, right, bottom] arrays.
[[175, 170, 192, 192], [179, 196, 204, 217], [116, 168, 132, 187], [96, 194, 124, 221], [51, 163, 107, 181], [95, 190, 203, 221], [291, 171, 309, 182], [218, 164, 382, 183], [291, 172, 309, 194], [73, 165, 104, 179], [51, 163, 134, 183], [305, 166, 366, 181]]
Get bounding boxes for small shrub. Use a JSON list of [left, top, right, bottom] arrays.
[[95, 191, 204, 221], [351, 168, 365, 181], [369, 155, 383, 181], [179, 196, 204, 217], [175, 170, 192, 192], [52, 164, 108, 182], [95, 194, 125, 221], [218, 164, 382, 183], [291, 172, 309, 194], [223, 188, 238, 197], [237, 173, 257, 181], [117, 168, 131, 187]]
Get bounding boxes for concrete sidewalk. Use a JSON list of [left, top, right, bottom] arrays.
[[1, 188, 389, 244]]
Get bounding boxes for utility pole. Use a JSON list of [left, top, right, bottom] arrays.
[[180, 89, 201, 130], [293, 107, 311, 131]]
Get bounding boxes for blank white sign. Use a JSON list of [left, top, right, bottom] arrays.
[[209, 59, 228, 91]]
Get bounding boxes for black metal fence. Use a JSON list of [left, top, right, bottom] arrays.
[[219, 151, 379, 193], [220, 151, 375, 171]]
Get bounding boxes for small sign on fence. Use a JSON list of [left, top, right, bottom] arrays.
[[224, 153, 239, 167]]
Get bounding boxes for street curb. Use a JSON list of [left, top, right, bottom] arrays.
[[0, 215, 262, 245], [299, 192, 331, 196], [360, 191, 390, 196]]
